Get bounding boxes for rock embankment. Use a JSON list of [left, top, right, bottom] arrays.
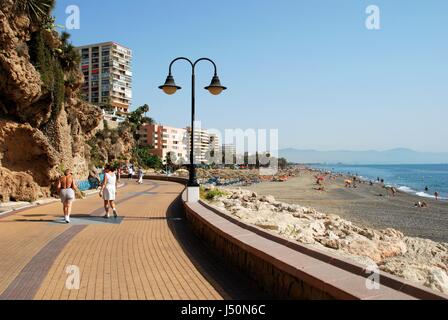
[[208, 188, 448, 294], [0, 0, 102, 202]]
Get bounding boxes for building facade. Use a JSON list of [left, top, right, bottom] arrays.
[[77, 42, 132, 112], [139, 124, 189, 163], [186, 128, 221, 164], [139, 124, 223, 165], [222, 144, 237, 165]]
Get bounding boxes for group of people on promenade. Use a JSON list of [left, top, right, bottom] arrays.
[[57, 164, 145, 224], [127, 165, 145, 184]]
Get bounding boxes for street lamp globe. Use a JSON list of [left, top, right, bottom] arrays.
[[159, 75, 181, 95], [205, 76, 227, 96]]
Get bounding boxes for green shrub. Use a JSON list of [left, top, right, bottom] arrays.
[[134, 147, 162, 169], [204, 188, 228, 200]]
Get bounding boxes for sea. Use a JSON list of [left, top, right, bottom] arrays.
[[310, 164, 448, 200]]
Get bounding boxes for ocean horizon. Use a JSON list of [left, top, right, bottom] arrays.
[[309, 163, 448, 200]]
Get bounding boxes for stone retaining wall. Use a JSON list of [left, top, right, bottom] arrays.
[[144, 176, 448, 300]]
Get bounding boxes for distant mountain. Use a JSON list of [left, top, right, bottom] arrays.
[[279, 148, 448, 165]]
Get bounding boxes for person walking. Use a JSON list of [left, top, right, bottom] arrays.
[[57, 169, 78, 224], [434, 191, 440, 200], [100, 165, 119, 219], [117, 166, 122, 183], [137, 167, 144, 184], [128, 165, 134, 180]]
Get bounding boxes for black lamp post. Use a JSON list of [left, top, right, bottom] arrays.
[[159, 57, 227, 187]]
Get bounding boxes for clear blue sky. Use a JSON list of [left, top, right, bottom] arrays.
[[54, 0, 448, 152]]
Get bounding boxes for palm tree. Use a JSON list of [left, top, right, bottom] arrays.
[[15, 0, 55, 23]]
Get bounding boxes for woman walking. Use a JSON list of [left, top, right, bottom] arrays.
[[137, 167, 144, 184], [100, 165, 119, 219], [57, 169, 78, 224]]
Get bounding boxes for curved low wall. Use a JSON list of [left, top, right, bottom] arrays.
[[144, 176, 447, 300], [143, 175, 189, 185]]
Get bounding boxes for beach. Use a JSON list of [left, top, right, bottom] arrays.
[[204, 170, 448, 293], [244, 169, 448, 243]]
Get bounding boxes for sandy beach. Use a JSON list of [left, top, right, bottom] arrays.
[[244, 169, 448, 243]]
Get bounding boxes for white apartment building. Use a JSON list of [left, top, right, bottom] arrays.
[[222, 144, 237, 164], [186, 128, 221, 164], [77, 42, 132, 112]]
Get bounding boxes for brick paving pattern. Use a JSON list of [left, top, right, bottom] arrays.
[[0, 180, 265, 300]]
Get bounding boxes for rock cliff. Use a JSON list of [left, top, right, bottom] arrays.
[[0, 0, 102, 202]]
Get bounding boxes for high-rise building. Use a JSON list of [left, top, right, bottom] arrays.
[[186, 128, 221, 164], [139, 124, 189, 163], [222, 144, 237, 164], [139, 123, 221, 165], [208, 133, 221, 158], [77, 42, 132, 112]]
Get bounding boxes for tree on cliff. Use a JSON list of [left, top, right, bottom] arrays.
[[87, 104, 156, 167], [125, 104, 153, 139], [15, 0, 55, 23]]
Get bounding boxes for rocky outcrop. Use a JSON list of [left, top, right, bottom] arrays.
[[0, 0, 102, 202], [0, 167, 46, 202], [86, 122, 135, 166], [208, 188, 448, 294]]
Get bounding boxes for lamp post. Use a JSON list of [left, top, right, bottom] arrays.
[[159, 57, 227, 190]]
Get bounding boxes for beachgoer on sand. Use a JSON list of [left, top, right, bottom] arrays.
[[415, 201, 428, 208], [434, 192, 439, 200], [57, 169, 78, 224], [391, 187, 397, 197]]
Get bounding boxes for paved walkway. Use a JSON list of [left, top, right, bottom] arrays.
[[0, 180, 265, 300]]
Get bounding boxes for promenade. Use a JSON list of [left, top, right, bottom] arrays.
[[0, 180, 264, 300]]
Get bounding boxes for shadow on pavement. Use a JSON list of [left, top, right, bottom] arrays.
[[166, 193, 271, 300]]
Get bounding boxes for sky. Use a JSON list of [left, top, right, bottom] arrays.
[[54, 0, 448, 152]]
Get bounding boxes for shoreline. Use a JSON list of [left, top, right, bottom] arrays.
[[242, 168, 448, 243], [307, 164, 448, 201]]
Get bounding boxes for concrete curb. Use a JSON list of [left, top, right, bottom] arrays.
[[0, 199, 60, 217]]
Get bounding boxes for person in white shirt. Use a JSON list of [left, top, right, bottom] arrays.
[[137, 167, 144, 184], [128, 166, 134, 180], [100, 165, 119, 219]]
